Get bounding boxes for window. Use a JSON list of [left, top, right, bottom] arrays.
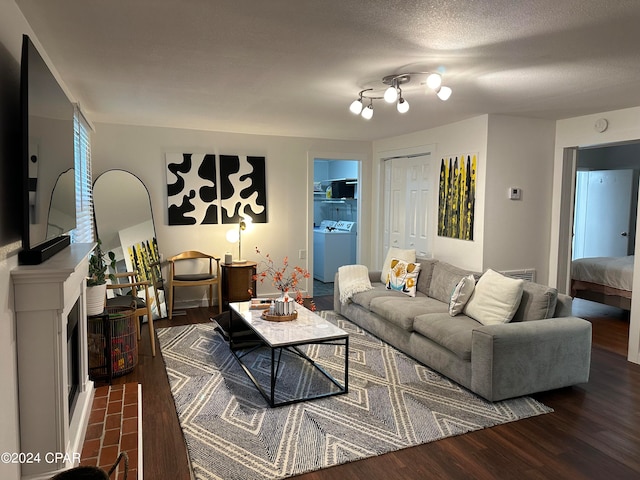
[[71, 106, 94, 243]]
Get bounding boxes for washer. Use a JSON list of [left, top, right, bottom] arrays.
[[313, 220, 357, 282], [335, 221, 357, 264]]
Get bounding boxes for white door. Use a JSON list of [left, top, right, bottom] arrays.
[[573, 169, 633, 258], [383, 154, 432, 257], [405, 158, 432, 257], [387, 159, 406, 251]]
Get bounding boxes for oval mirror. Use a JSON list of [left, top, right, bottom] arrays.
[[47, 168, 76, 238], [93, 169, 165, 318]]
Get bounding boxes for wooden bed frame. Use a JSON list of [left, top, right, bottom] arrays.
[[571, 279, 632, 311]]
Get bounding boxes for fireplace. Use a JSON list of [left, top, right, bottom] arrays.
[[12, 243, 95, 480], [67, 298, 80, 417]]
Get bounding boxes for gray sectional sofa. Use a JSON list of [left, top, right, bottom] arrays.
[[334, 258, 592, 401]]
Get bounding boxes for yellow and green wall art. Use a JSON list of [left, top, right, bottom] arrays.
[[438, 153, 477, 241]]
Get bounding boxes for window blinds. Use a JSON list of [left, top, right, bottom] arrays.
[[71, 106, 94, 243]]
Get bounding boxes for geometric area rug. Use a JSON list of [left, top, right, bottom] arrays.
[[157, 311, 553, 480]]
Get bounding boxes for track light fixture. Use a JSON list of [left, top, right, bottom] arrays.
[[349, 71, 451, 119]]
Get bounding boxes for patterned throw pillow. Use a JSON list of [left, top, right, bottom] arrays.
[[386, 258, 421, 297], [381, 247, 416, 284]]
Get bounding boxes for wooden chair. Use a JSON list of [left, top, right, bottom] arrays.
[[107, 271, 156, 357], [168, 251, 222, 319]]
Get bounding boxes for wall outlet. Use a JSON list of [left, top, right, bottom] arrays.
[[508, 187, 521, 200], [299, 249, 306, 260]]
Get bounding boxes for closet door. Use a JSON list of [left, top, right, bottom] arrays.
[[405, 158, 432, 257], [385, 159, 406, 252], [383, 155, 433, 258]]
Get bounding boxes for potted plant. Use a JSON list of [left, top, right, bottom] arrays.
[[86, 239, 116, 316]]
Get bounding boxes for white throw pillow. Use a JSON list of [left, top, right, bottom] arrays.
[[449, 274, 476, 316], [463, 269, 524, 325], [386, 259, 421, 297], [381, 247, 416, 284]]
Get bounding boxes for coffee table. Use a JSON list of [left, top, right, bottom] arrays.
[[228, 301, 349, 407]]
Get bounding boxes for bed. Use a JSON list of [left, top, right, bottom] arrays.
[[571, 255, 634, 310]]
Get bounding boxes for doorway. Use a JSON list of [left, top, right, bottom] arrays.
[[573, 169, 636, 259], [312, 158, 360, 294], [572, 143, 640, 262]]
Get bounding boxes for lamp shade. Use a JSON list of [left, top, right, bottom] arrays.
[[437, 86, 452, 101], [384, 85, 398, 103], [426, 73, 442, 90], [226, 229, 239, 243], [397, 97, 410, 113], [349, 99, 363, 114], [361, 104, 373, 119]]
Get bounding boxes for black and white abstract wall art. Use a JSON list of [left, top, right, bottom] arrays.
[[219, 154, 267, 224], [166, 153, 267, 225]]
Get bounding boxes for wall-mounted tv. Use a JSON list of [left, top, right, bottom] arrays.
[[18, 35, 76, 265]]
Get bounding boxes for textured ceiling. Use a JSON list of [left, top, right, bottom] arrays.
[[15, 0, 640, 141]]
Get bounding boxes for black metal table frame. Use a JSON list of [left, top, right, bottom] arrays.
[[228, 308, 349, 407]]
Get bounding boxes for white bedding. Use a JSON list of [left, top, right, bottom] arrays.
[[571, 255, 634, 292]]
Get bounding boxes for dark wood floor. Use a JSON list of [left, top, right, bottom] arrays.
[[107, 297, 640, 479]]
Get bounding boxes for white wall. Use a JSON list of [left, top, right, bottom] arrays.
[[0, 2, 42, 479], [551, 106, 640, 365], [484, 115, 556, 282], [372, 115, 489, 271], [91, 123, 371, 302], [371, 114, 557, 279]]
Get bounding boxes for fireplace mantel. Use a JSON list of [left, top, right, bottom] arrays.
[[12, 243, 95, 480]]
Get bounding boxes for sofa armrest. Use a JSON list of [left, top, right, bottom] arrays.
[[333, 270, 382, 313], [471, 317, 592, 401], [368, 270, 383, 283], [333, 272, 341, 313]]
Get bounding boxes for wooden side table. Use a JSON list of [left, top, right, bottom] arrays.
[[221, 261, 257, 310]]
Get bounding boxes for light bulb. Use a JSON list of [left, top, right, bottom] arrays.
[[397, 97, 410, 113], [225, 229, 239, 243], [349, 98, 363, 114], [361, 104, 373, 120], [436, 86, 452, 101], [426, 73, 442, 90], [384, 85, 398, 103]]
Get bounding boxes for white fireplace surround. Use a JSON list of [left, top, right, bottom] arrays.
[[11, 243, 95, 480]]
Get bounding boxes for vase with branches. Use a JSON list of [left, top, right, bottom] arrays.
[[252, 247, 315, 311]]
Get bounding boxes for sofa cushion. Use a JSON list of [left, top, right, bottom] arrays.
[[449, 274, 476, 316], [350, 283, 407, 309], [386, 259, 421, 297], [369, 296, 448, 332], [381, 247, 416, 284], [428, 262, 478, 303], [464, 269, 524, 325], [413, 312, 480, 360], [511, 281, 558, 322], [416, 257, 438, 296]]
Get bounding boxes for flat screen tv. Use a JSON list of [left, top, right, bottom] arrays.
[[18, 35, 76, 265]]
